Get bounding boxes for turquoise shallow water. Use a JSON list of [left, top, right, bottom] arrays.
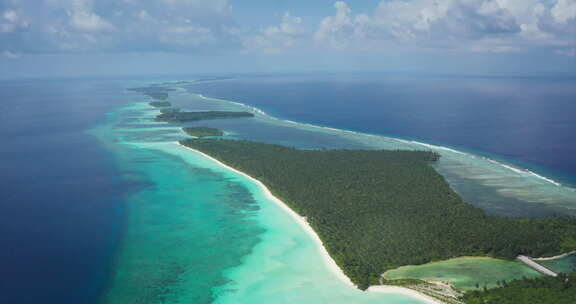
[[95, 80, 576, 304], [537, 254, 576, 274], [95, 96, 427, 303]]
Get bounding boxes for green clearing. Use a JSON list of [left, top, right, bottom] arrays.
[[384, 257, 541, 291]]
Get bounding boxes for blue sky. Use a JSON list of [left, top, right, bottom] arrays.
[[1, 0, 575, 78]]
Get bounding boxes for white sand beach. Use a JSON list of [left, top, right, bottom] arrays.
[[532, 251, 576, 261], [177, 142, 443, 304], [368, 286, 445, 304]]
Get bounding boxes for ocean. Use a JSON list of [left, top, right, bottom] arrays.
[[1, 73, 575, 304], [0, 78, 129, 303], [190, 73, 576, 186]]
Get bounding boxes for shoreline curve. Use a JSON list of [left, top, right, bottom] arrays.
[[192, 91, 569, 189], [176, 142, 444, 304]]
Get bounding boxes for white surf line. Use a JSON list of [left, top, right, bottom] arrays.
[[532, 251, 576, 261], [485, 159, 563, 187], [193, 92, 566, 188], [176, 142, 443, 304]]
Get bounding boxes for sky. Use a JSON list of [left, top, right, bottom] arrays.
[[0, 0, 575, 78]]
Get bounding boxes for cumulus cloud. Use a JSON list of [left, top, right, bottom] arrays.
[[0, 0, 573, 57], [538, 0, 576, 39], [550, 0, 576, 23], [315, 0, 575, 54], [0, 9, 29, 33], [244, 12, 308, 54], [314, 2, 355, 49], [0, 0, 237, 53], [66, 0, 115, 32]]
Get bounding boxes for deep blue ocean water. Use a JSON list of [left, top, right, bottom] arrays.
[[190, 73, 576, 185], [0, 78, 133, 304]]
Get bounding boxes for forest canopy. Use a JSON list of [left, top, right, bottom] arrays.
[[149, 101, 172, 108], [156, 110, 254, 123], [462, 273, 576, 304], [180, 139, 576, 290], [182, 127, 223, 138]]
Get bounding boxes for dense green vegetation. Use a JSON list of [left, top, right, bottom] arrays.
[[156, 110, 254, 122], [149, 101, 172, 107], [182, 127, 224, 138], [159, 108, 179, 115], [462, 273, 576, 304], [179, 139, 576, 290]]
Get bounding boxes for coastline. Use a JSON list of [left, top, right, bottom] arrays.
[[367, 286, 445, 304], [193, 92, 570, 189], [176, 142, 444, 304], [533, 251, 576, 261]]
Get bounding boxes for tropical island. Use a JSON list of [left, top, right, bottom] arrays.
[[155, 108, 254, 122], [130, 82, 576, 303], [182, 127, 223, 138], [149, 101, 172, 107], [128, 86, 174, 101], [179, 138, 576, 303]]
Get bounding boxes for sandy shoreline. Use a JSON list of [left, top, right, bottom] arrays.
[[177, 142, 444, 304], [368, 286, 445, 304], [533, 251, 576, 261]]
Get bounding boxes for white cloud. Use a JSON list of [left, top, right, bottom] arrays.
[[537, 0, 576, 40], [3, 9, 18, 22], [314, 0, 575, 55], [315, 1, 355, 49], [0, 0, 236, 53], [0, 0, 573, 57], [245, 12, 308, 54], [0, 9, 29, 33], [551, 0, 576, 23], [67, 0, 115, 32]]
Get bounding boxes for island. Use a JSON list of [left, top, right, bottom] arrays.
[[155, 109, 254, 123], [149, 101, 172, 107], [128, 86, 175, 100], [179, 138, 576, 302], [182, 127, 224, 138], [129, 81, 576, 303]]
